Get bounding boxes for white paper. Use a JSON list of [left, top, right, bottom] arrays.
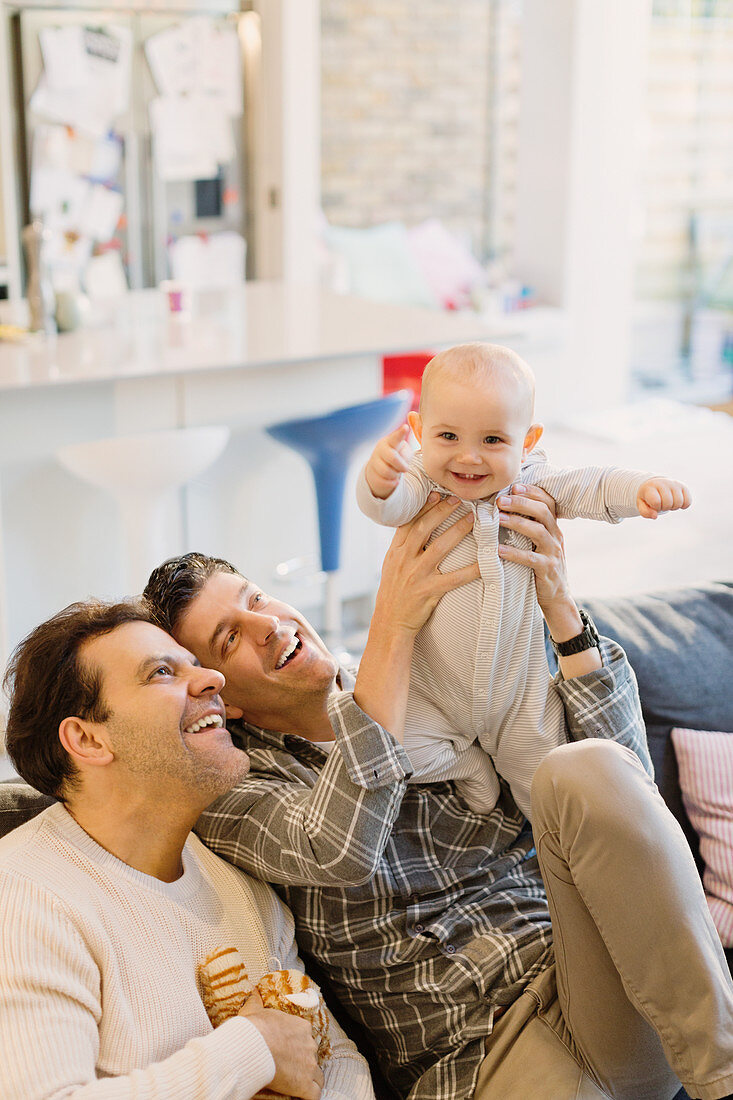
[[89, 133, 123, 184], [39, 26, 89, 91], [144, 21, 196, 97], [29, 166, 68, 219], [35, 174, 90, 233], [168, 231, 246, 288], [81, 185, 124, 242], [149, 94, 218, 181], [30, 24, 132, 137], [195, 20, 242, 116], [83, 25, 132, 117], [31, 123, 97, 180], [84, 250, 128, 299], [30, 74, 116, 139], [194, 93, 236, 164]]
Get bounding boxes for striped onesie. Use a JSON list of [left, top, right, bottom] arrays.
[[356, 449, 651, 818]]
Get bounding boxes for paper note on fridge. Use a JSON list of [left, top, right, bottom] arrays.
[[81, 185, 124, 242], [169, 231, 246, 288], [144, 21, 196, 97], [150, 94, 232, 181], [193, 19, 242, 116], [39, 26, 89, 91], [30, 24, 132, 137]]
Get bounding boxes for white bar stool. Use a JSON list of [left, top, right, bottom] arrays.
[[57, 426, 230, 594]]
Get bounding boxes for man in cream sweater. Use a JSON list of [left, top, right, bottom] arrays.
[[0, 599, 374, 1100]]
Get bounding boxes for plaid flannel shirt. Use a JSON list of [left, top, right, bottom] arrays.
[[196, 638, 650, 1100]]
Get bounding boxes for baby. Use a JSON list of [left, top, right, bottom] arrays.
[[356, 342, 691, 818]]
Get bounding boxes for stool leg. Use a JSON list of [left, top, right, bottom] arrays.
[[312, 460, 347, 575], [118, 492, 181, 595]]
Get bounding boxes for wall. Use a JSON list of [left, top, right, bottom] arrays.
[[320, 0, 493, 255]]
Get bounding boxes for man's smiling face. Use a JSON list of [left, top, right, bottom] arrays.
[[80, 620, 250, 805], [173, 571, 339, 737]]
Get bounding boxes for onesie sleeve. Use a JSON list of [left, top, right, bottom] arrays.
[[523, 457, 652, 523], [355, 458, 432, 526]]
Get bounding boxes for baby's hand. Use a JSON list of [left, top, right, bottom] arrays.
[[365, 424, 412, 499], [637, 477, 691, 519]]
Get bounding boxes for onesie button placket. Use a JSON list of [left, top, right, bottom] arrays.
[[472, 501, 503, 735]]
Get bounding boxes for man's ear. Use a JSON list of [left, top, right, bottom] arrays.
[[522, 422, 543, 458], [407, 411, 423, 444], [224, 702, 244, 721], [58, 717, 114, 769]]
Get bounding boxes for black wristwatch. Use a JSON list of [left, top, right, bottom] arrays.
[[550, 609, 600, 658]]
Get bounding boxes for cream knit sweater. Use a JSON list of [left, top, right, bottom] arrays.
[[0, 803, 373, 1100]]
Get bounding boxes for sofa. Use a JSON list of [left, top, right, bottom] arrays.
[[1, 580, 732, 1100]]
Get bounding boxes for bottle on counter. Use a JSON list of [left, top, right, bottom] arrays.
[[21, 219, 57, 335]]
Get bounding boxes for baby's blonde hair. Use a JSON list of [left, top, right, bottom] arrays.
[[420, 343, 536, 421]]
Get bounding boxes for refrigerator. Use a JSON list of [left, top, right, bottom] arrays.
[[5, 0, 254, 294]]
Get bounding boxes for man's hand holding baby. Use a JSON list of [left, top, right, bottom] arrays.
[[637, 477, 691, 520], [365, 424, 412, 499]]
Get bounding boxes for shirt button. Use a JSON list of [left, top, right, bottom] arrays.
[[445, 944, 456, 954], [488, 583, 496, 591], [415, 924, 424, 933]]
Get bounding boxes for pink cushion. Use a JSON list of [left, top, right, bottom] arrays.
[[671, 727, 733, 946]]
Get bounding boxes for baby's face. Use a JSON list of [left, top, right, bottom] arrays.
[[411, 374, 539, 502]]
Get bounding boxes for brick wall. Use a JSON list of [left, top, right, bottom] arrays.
[[320, 1, 495, 256]]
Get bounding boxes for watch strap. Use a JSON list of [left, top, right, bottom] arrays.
[[550, 609, 600, 658]]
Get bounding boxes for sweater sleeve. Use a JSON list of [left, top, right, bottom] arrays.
[[0, 876, 275, 1100], [355, 460, 432, 526], [523, 458, 652, 523]]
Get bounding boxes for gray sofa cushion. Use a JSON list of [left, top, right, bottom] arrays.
[[581, 581, 733, 871], [0, 781, 54, 833]]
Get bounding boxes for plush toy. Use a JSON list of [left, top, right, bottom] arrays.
[[198, 946, 332, 1098]]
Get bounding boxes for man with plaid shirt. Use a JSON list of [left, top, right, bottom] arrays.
[[145, 488, 733, 1100]]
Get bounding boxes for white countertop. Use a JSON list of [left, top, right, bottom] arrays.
[[0, 281, 553, 391]]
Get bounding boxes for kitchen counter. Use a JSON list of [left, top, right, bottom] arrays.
[[0, 281, 559, 391]]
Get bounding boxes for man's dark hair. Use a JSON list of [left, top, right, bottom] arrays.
[[3, 600, 154, 800], [143, 552, 241, 634]]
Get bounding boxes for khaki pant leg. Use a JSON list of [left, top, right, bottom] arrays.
[[475, 967, 609, 1100], [529, 740, 733, 1100]]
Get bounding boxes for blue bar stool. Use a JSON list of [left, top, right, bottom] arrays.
[[266, 390, 412, 642]]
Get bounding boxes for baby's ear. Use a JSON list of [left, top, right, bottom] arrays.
[[522, 423, 543, 457], [407, 411, 423, 443]]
